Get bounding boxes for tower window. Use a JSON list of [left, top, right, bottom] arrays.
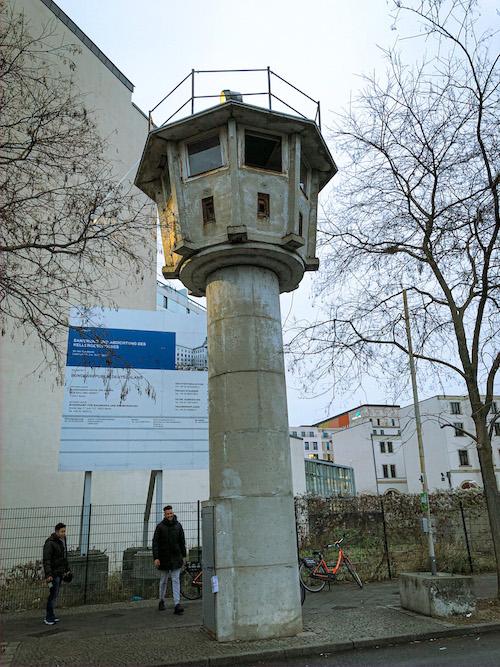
[[300, 158, 309, 194], [202, 196, 216, 224], [244, 131, 282, 172], [298, 212, 303, 236], [257, 193, 270, 218], [187, 134, 223, 177]]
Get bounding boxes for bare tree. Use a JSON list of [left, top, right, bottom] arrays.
[[0, 5, 155, 375], [289, 0, 500, 594]]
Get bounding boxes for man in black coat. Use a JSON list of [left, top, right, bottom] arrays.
[[153, 505, 186, 614], [42, 522, 70, 625]]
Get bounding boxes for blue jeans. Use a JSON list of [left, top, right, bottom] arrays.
[[46, 576, 62, 621]]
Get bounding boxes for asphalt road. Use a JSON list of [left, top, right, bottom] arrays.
[[235, 631, 500, 667]]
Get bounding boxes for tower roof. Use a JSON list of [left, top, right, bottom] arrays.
[[135, 100, 337, 200]]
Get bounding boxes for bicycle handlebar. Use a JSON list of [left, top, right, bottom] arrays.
[[325, 538, 344, 548]]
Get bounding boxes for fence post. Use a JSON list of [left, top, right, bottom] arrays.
[[197, 500, 201, 559], [83, 503, 92, 605], [380, 496, 392, 579], [459, 500, 474, 574]]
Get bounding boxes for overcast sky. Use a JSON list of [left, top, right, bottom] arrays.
[[54, 0, 497, 424]]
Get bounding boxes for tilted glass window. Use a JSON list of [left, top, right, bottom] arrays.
[[187, 134, 223, 176]]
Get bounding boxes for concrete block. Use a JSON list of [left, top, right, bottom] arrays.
[[399, 572, 476, 617]]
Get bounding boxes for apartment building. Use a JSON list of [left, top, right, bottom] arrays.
[[400, 395, 500, 493], [289, 426, 334, 462]]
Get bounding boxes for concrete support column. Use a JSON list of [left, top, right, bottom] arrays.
[[206, 264, 302, 641]]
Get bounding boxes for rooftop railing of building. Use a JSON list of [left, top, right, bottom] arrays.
[[148, 68, 321, 132]]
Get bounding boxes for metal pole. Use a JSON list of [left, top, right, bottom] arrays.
[[370, 433, 380, 496], [197, 499, 201, 560], [191, 69, 195, 114], [267, 66, 272, 110], [379, 496, 392, 579], [459, 500, 474, 574], [403, 289, 437, 575], [83, 503, 92, 604], [80, 471, 92, 556], [143, 471, 156, 548], [155, 470, 163, 525]]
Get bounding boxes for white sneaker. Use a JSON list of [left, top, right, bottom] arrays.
[[44, 619, 55, 626]]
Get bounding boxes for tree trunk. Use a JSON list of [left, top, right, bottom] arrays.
[[474, 417, 500, 599]]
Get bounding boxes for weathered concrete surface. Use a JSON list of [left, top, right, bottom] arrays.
[[205, 265, 302, 641], [400, 572, 476, 617]]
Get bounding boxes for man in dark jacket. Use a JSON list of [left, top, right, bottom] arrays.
[[42, 522, 70, 625], [153, 505, 186, 614]]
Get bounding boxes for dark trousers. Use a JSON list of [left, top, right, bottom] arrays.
[[46, 576, 62, 621]]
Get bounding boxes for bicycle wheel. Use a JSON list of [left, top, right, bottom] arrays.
[[300, 581, 306, 606], [180, 569, 202, 600], [344, 558, 363, 588], [299, 561, 326, 593]]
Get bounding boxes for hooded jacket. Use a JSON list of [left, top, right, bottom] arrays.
[[152, 516, 186, 571], [43, 533, 69, 578]]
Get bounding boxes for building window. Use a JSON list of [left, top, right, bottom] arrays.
[[257, 192, 270, 218], [298, 212, 303, 237], [292, 431, 297, 436], [202, 196, 216, 223], [380, 442, 386, 454], [494, 423, 500, 437], [454, 422, 464, 436], [322, 431, 329, 438], [380, 429, 385, 435], [312, 442, 318, 450], [450, 401, 461, 415], [244, 131, 282, 172], [382, 464, 396, 478], [326, 443, 331, 451], [301, 431, 306, 437], [163, 296, 168, 309], [458, 449, 470, 466], [387, 441, 393, 453], [309, 432, 314, 437], [390, 464, 396, 478], [304, 442, 309, 450], [391, 419, 396, 426], [377, 419, 381, 426], [187, 133, 223, 177]]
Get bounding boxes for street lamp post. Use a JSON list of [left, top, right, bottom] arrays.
[[403, 290, 437, 576]]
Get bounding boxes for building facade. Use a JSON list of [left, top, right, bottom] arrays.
[[400, 395, 500, 492], [309, 397, 500, 495], [289, 425, 334, 461], [0, 0, 157, 509]]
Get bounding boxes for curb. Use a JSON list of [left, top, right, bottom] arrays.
[[154, 621, 500, 667]]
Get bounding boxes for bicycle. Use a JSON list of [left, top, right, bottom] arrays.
[[180, 562, 202, 600], [299, 538, 363, 592]]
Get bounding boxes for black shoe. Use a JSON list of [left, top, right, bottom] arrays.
[[174, 604, 184, 615], [158, 600, 165, 611]]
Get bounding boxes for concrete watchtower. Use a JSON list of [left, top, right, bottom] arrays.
[[136, 89, 336, 641]]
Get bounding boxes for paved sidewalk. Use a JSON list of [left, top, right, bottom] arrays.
[[1, 575, 498, 667]]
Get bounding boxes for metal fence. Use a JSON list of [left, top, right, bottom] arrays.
[[0, 493, 495, 612], [0, 502, 201, 611], [297, 493, 495, 583]]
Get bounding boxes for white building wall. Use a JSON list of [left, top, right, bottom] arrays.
[[401, 395, 500, 492], [290, 436, 307, 496], [332, 422, 378, 494], [0, 0, 156, 509]]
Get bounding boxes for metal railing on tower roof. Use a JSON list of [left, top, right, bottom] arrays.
[[148, 67, 322, 132]]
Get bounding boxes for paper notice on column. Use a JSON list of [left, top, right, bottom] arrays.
[[211, 575, 219, 593]]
